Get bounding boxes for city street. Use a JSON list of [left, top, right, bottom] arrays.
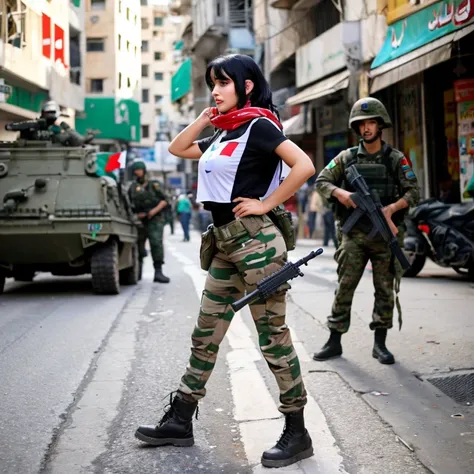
[[0, 227, 473, 474]]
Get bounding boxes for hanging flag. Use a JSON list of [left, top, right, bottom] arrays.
[[105, 150, 127, 172]]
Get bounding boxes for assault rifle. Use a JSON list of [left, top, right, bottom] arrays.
[[231, 248, 323, 312], [341, 165, 411, 270]]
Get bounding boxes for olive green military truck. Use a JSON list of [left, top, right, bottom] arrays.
[[0, 121, 139, 295]]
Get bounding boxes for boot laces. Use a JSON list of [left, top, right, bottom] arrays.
[[157, 391, 199, 427], [275, 421, 296, 449]]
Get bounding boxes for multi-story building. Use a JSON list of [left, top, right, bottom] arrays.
[[130, 1, 184, 185], [0, 0, 86, 140], [168, 0, 255, 190], [75, 0, 141, 152], [254, 0, 388, 175]]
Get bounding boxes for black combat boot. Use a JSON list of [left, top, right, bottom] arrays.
[[312, 330, 342, 361], [135, 395, 198, 447], [153, 264, 170, 283], [261, 409, 313, 468], [372, 328, 395, 364]]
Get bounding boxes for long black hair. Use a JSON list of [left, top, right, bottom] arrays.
[[205, 54, 279, 117]]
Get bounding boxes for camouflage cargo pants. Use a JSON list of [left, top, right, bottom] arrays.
[[328, 229, 403, 333], [138, 217, 165, 266], [178, 215, 307, 414]]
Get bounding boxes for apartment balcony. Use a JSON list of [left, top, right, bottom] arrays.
[[192, 0, 253, 52], [1, 42, 49, 90], [169, 0, 192, 15]]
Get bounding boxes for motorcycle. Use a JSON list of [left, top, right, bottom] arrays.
[[403, 198, 474, 280]]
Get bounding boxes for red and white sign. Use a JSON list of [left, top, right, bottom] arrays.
[[454, 79, 474, 103], [42, 14, 52, 58], [54, 24, 66, 66]]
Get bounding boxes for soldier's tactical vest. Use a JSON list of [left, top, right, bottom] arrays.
[[339, 145, 405, 229], [129, 181, 161, 215]]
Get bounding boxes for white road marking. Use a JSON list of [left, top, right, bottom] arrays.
[[168, 245, 348, 473]]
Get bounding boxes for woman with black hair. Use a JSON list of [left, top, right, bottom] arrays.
[[135, 54, 315, 468]]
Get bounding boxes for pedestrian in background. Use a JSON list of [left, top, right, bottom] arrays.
[[176, 193, 192, 241]]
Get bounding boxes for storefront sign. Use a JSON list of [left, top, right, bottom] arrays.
[[296, 23, 345, 88], [372, 0, 474, 69], [454, 78, 474, 102]]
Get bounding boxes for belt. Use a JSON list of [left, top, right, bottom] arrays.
[[213, 215, 270, 242]]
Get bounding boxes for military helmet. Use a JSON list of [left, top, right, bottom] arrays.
[[41, 100, 60, 121], [349, 97, 392, 133], [130, 159, 147, 172]]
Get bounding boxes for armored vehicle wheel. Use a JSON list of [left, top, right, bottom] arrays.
[[119, 244, 139, 285], [91, 240, 120, 295]]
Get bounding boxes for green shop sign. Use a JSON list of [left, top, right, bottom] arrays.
[[75, 97, 141, 142], [372, 0, 474, 69], [171, 58, 192, 103]]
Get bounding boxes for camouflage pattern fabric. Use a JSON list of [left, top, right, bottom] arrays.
[[138, 218, 165, 266], [329, 229, 404, 333], [315, 141, 420, 333], [129, 179, 168, 266], [178, 215, 307, 414]]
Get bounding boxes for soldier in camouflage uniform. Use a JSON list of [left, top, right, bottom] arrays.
[[128, 160, 170, 283], [313, 97, 419, 365]]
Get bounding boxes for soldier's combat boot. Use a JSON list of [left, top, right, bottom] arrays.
[[135, 395, 198, 446], [138, 260, 143, 281], [261, 409, 313, 468], [372, 328, 395, 364], [312, 330, 342, 361], [153, 264, 170, 283]]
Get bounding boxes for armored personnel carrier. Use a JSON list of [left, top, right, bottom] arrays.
[[0, 120, 139, 295]]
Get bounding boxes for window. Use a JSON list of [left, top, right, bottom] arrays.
[[142, 125, 150, 138], [154, 17, 163, 27], [127, 77, 131, 88], [126, 7, 130, 20], [154, 94, 163, 105], [141, 17, 149, 29], [154, 52, 162, 61], [142, 40, 149, 52], [91, 0, 106, 10], [154, 72, 163, 81], [142, 89, 149, 103], [118, 72, 122, 88], [86, 38, 105, 52], [118, 34, 121, 50], [142, 64, 149, 77], [134, 45, 138, 56], [118, 0, 122, 12], [90, 79, 104, 93], [134, 14, 138, 24], [155, 108, 162, 116], [126, 40, 130, 52]]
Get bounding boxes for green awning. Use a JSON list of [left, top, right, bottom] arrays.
[[171, 58, 192, 103], [371, 0, 474, 70], [75, 97, 141, 142], [174, 40, 184, 51]]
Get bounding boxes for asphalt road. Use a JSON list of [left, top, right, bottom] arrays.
[[0, 227, 472, 474]]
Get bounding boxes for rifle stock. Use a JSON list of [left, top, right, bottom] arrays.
[[231, 248, 324, 312]]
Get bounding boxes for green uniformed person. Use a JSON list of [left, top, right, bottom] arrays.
[[313, 97, 420, 365], [128, 160, 170, 283]]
